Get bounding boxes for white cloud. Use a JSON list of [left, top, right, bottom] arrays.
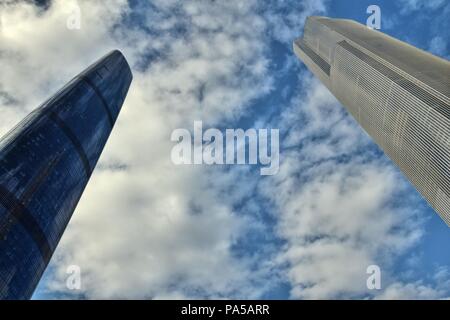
[[377, 267, 450, 300], [378, 283, 442, 299], [1, 0, 447, 300], [0, 0, 129, 134], [0, 0, 327, 299], [263, 0, 328, 44], [399, 0, 446, 12], [259, 74, 433, 299], [428, 36, 449, 59]]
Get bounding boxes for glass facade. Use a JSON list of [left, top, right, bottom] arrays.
[[294, 16, 450, 226], [0, 50, 132, 299]]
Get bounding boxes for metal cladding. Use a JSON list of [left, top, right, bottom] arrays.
[[294, 16, 450, 226], [0, 50, 133, 299]]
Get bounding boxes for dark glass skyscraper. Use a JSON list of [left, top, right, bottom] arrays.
[[0, 50, 132, 299], [294, 17, 450, 226]]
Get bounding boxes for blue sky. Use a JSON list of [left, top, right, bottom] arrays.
[[222, 0, 450, 298], [0, 0, 449, 299]]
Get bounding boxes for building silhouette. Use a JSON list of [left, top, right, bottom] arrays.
[[0, 50, 132, 299], [294, 16, 450, 226]]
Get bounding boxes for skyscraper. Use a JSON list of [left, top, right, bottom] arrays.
[[0, 50, 132, 299], [294, 17, 450, 226]]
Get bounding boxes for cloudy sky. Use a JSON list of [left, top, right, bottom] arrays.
[[0, 0, 449, 299]]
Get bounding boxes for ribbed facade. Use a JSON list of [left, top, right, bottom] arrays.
[[294, 16, 450, 226], [0, 50, 132, 299]]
